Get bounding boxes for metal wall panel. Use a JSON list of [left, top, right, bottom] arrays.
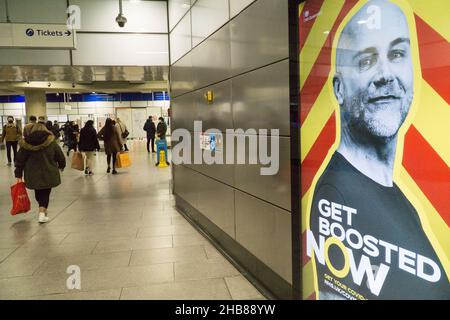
[[193, 80, 233, 132], [230, 0, 288, 76], [234, 136, 291, 211], [235, 190, 292, 284], [168, 0, 192, 32], [8, 0, 67, 24], [171, 92, 196, 133], [190, 131, 235, 187], [170, 53, 194, 98], [0, 0, 6, 23], [191, 24, 231, 90], [0, 49, 70, 66], [170, 12, 192, 64], [196, 172, 235, 238], [230, 0, 256, 18], [173, 164, 199, 208], [191, 0, 229, 47], [232, 60, 290, 136]]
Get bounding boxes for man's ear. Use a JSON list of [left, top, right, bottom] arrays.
[[333, 74, 344, 105]]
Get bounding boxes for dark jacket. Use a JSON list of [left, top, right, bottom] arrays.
[[15, 131, 66, 190], [143, 120, 156, 138], [78, 125, 100, 152], [156, 121, 167, 139], [51, 124, 60, 138], [98, 125, 122, 155]]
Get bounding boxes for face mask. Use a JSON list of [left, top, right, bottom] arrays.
[[8, 120, 13, 123]]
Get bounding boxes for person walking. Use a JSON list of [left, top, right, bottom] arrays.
[[115, 118, 129, 151], [66, 121, 79, 156], [78, 120, 100, 175], [45, 120, 53, 132], [143, 116, 156, 153], [23, 115, 37, 138], [98, 118, 123, 174], [155, 117, 169, 166], [51, 121, 61, 140], [14, 122, 66, 224], [1, 116, 22, 166]]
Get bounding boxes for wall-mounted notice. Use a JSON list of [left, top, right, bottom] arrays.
[[300, 0, 450, 300], [0, 23, 76, 49]]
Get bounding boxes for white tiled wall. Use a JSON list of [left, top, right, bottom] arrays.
[[72, 33, 169, 66], [70, 0, 168, 33]]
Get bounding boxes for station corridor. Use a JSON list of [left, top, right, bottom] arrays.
[[0, 142, 264, 300]]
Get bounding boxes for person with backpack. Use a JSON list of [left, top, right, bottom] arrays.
[[1, 116, 22, 166], [14, 122, 66, 223], [78, 120, 100, 175], [115, 118, 129, 152]]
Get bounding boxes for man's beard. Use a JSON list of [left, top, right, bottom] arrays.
[[343, 89, 412, 143]]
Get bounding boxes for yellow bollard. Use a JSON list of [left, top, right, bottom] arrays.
[[158, 150, 169, 168]]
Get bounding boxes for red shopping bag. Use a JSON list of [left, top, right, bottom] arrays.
[[10, 182, 31, 215]]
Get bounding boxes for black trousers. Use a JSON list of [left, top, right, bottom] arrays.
[[107, 152, 118, 169], [5, 141, 18, 163], [35, 188, 52, 209], [147, 137, 155, 152]]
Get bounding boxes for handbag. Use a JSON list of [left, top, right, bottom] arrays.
[[116, 151, 131, 168], [122, 129, 130, 139], [10, 182, 31, 215], [71, 151, 85, 171]]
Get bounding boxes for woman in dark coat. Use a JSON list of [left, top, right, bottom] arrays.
[[97, 118, 123, 174], [66, 121, 79, 156], [78, 120, 100, 175], [14, 123, 66, 224]]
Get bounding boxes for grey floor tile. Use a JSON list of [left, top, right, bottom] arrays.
[[0, 272, 69, 299], [224, 276, 265, 300], [34, 251, 132, 276], [9, 242, 98, 259], [173, 234, 209, 247], [0, 248, 16, 262], [93, 236, 173, 254], [175, 260, 240, 282], [0, 257, 45, 278], [0, 147, 261, 300], [26, 288, 122, 300], [137, 224, 196, 238], [130, 246, 208, 266], [121, 278, 232, 300], [81, 264, 174, 292]]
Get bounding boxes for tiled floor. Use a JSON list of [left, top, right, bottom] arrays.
[[0, 140, 264, 300]]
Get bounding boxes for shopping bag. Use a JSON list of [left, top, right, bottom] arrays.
[[116, 152, 131, 168], [71, 151, 84, 171], [10, 182, 31, 215]]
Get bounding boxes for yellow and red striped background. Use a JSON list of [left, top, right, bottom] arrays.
[[299, 0, 450, 300]]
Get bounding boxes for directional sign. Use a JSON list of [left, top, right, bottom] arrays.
[[0, 23, 76, 49]]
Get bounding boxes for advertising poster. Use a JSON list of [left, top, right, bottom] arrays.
[[300, 0, 450, 299]]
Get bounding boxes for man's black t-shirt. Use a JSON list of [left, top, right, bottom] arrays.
[[309, 152, 450, 300]]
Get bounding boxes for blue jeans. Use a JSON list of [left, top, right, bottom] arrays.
[[156, 139, 168, 163]]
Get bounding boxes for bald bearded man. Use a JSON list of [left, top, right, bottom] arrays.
[[308, 0, 450, 300]]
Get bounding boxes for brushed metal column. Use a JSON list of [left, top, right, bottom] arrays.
[[24, 90, 47, 121]]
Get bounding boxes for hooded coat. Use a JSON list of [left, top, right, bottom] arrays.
[[79, 125, 100, 152], [14, 130, 66, 190]]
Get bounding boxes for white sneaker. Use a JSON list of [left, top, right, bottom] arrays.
[[38, 212, 50, 224]]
